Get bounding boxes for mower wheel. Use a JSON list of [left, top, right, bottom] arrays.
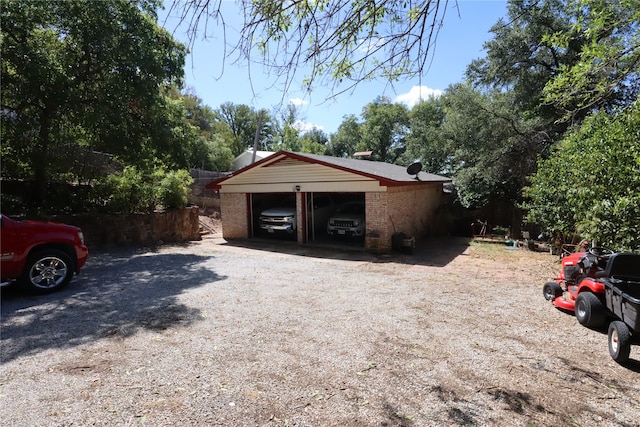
[[574, 292, 606, 328], [608, 321, 631, 364], [543, 282, 563, 301]]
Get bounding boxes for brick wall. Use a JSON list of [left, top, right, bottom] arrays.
[[219, 185, 445, 251], [388, 184, 443, 238], [365, 184, 444, 252], [220, 193, 249, 239]]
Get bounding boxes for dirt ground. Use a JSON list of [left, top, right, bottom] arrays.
[[1, 226, 639, 426]]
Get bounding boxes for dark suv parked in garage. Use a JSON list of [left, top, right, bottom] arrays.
[[327, 202, 365, 237]]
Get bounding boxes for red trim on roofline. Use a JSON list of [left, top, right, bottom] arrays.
[[206, 150, 448, 190]]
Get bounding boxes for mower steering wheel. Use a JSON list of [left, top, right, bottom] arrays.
[[588, 247, 614, 258]]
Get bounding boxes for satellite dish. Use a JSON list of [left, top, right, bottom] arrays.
[[406, 162, 423, 179]]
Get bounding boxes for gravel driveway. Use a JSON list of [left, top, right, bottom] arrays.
[[1, 235, 639, 426]]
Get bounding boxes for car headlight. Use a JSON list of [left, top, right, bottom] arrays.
[[77, 231, 85, 245], [353, 220, 359, 226], [329, 220, 335, 226]]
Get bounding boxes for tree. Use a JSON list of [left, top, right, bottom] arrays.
[[326, 115, 361, 158], [299, 129, 329, 154], [441, 83, 550, 209], [214, 103, 277, 154], [524, 99, 640, 251], [358, 97, 409, 163], [1, 0, 186, 207], [405, 97, 448, 174], [274, 104, 302, 152], [167, 0, 449, 97], [542, 0, 640, 121], [466, 0, 584, 135], [215, 102, 260, 156], [171, 89, 234, 170]]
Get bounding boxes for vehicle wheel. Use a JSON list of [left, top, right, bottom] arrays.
[[21, 249, 73, 293], [608, 321, 631, 364], [574, 292, 606, 328], [543, 282, 563, 301]]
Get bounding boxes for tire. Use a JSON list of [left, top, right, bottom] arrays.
[[574, 292, 606, 328], [543, 282, 563, 301], [21, 249, 74, 294], [608, 321, 631, 364]]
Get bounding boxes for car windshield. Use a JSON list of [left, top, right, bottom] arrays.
[[338, 203, 364, 214], [274, 196, 295, 207]]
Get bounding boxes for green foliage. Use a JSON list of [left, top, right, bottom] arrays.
[[543, 0, 640, 120], [524, 99, 640, 251], [1, 0, 187, 208], [100, 166, 193, 213], [440, 84, 550, 208], [358, 97, 409, 163], [467, 0, 581, 120], [299, 129, 329, 154], [158, 170, 194, 209], [103, 166, 161, 214], [326, 115, 361, 157], [216, 103, 275, 155], [405, 97, 448, 174]]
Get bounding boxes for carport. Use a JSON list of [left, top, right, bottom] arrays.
[[207, 151, 451, 252]]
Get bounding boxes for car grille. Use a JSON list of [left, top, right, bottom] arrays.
[[262, 217, 288, 223], [333, 220, 355, 228]]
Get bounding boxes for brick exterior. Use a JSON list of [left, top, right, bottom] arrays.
[[220, 193, 249, 239], [221, 185, 445, 251], [364, 184, 443, 252]]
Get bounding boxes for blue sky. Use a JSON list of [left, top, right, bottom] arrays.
[[161, 1, 508, 135]]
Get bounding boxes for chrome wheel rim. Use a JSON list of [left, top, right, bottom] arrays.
[[29, 257, 68, 289]]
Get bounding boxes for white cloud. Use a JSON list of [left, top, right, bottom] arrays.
[[289, 98, 308, 106], [358, 36, 386, 54], [293, 120, 324, 132], [395, 86, 443, 107]]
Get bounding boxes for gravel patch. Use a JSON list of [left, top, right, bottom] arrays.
[[1, 235, 639, 426]]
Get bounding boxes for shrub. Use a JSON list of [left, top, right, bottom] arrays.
[[103, 166, 158, 213], [158, 169, 194, 209]]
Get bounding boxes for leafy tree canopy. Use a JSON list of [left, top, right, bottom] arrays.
[[543, 0, 640, 121], [326, 115, 362, 158], [1, 0, 187, 208], [358, 96, 409, 163], [524, 99, 640, 251]]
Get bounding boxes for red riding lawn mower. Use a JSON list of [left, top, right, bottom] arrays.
[[543, 248, 640, 364]]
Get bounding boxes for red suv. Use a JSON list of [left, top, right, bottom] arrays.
[[1, 214, 88, 293]]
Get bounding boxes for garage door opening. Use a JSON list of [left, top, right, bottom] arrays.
[[251, 193, 297, 240], [307, 193, 365, 248], [250, 192, 365, 247]]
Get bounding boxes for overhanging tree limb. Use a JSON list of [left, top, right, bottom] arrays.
[[167, 0, 450, 100]]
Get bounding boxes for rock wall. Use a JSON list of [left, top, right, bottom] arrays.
[[54, 206, 201, 247]]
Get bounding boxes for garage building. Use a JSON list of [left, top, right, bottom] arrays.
[[208, 151, 451, 252]]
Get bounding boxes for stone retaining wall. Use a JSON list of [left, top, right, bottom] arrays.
[[53, 206, 201, 247]]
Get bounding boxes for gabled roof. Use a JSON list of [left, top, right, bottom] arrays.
[[207, 150, 451, 189], [298, 152, 451, 183]]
